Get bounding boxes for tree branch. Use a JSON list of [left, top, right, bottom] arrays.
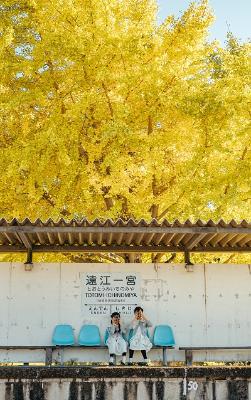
[[158, 190, 185, 219], [102, 82, 114, 118]]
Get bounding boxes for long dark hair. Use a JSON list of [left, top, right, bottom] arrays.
[[111, 312, 121, 333]]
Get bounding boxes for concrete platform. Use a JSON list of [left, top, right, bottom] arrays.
[[0, 366, 251, 399]]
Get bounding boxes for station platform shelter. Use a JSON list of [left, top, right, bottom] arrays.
[[0, 218, 250, 400]]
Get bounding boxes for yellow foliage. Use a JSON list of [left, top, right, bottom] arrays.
[[0, 1, 250, 262]]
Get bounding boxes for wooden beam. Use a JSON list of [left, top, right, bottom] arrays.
[[184, 251, 193, 266], [125, 232, 134, 245], [36, 232, 45, 245], [47, 232, 55, 245], [145, 232, 156, 245], [154, 233, 166, 245], [87, 232, 93, 245], [14, 232, 23, 244], [228, 233, 247, 247], [58, 232, 65, 245], [16, 232, 32, 249], [210, 233, 225, 247], [25, 248, 33, 264], [116, 232, 124, 245], [186, 234, 207, 250], [68, 232, 74, 245], [0, 244, 250, 254], [163, 233, 176, 245], [180, 233, 194, 246], [0, 246, 26, 252], [135, 232, 144, 245], [3, 232, 15, 245], [0, 226, 250, 234], [218, 233, 239, 247], [237, 235, 251, 247], [107, 233, 113, 245], [97, 232, 102, 246], [172, 233, 186, 246], [200, 233, 218, 246]]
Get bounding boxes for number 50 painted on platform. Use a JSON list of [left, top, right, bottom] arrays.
[[188, 381, 198, 391], [183, 379, 198, 395]]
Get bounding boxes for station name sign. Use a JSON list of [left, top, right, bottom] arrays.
[[81, 272, 140, 316]]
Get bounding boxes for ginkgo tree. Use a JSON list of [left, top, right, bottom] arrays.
[[0, 0, 250, 262]]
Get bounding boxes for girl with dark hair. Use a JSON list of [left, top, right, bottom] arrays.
[[104, 312, 127, 365], [128, 306, 152, 364]]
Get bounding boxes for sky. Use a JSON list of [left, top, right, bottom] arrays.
[[158, 0, 251, 44]]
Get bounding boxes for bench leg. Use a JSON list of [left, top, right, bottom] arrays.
[[57, 347, 64, 365], [163, 348, 167, 366], [45, 348, 53, 366], [185, 350, 193, 366]]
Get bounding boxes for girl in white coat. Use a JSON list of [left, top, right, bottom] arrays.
[[128, 306, 152, 364], [104, 312, 127, 365]]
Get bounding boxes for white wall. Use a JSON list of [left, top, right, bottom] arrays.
[[1, 263, 251, 363]]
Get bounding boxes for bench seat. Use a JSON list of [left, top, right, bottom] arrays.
[[0, 345, 175, 365], [179, 346, 251, 365]]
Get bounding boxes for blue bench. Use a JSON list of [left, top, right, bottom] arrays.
[[52, 324, 75, 346], [0, 325, 175, 365], [51, 323, 175, 365], [0, 324, 175, 365], [78, 325, 102, 346], [152, 325, 175, 364]]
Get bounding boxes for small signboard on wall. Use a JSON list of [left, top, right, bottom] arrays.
[[81, 272, 140, 316]]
